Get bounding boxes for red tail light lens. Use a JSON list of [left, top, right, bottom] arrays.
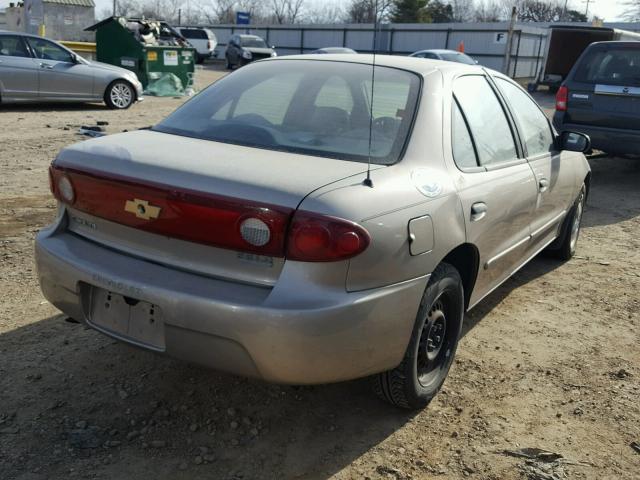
[[49, 165, 292, 256], [555, 85, 568, 111], [207, 40, 212, 50], [286, 211, 370, 262]]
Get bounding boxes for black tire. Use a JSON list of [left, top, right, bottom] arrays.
[[373, 263, 464, 409], [196, 54, 205, 65], [104, 80, 135, 110], [548, 184, 586, 261], [225, 55, 233, 70]]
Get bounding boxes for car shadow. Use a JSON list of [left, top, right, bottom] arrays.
[[461, 254, 563, 338], [0, 313, 418, 479], [1, 256, 566, 479], [0, 102, 108, 113], [581, 154, 640, 228]]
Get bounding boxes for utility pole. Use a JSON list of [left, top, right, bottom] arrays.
[[583, 0, 595, 17], [561, 0, 568, 21], [112, 0, 116, 16], [503, 6, 517, 76]]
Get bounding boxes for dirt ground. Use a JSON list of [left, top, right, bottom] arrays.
[[0, 65, 639, 480]]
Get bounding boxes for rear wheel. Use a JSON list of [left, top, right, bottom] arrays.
[[373, 263, 464, 409], [104, 80, 135, 110]]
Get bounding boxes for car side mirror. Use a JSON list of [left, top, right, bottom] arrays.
[[560, 131, 591, 153], [71, 53, 80, 64]]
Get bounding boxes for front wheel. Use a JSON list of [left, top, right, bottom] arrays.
[[104, 80, 135, 109], [373, 263, 464, 409]]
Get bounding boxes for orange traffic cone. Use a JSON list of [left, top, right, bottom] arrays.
[[457, 40, 465, 53]]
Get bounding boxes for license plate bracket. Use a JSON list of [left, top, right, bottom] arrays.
[[89, 286, 165, 350]]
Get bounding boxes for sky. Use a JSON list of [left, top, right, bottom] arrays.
[[0, 0, 628, 22]]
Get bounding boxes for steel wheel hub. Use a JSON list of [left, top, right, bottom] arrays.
[[417, 298, 449, 386], [425, 311, 446, 361]]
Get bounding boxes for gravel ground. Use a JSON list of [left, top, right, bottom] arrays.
[[0, 65, 639, 480]]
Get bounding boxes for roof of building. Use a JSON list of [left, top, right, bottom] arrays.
[[43, 0, 95, 7]]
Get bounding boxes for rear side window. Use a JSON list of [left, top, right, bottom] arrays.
[[0, 35, 30, 58], [453, 76, 518, 166], [452, 101, 478, 169], [574, 47, 640, 86], [495, 78, 554, 157], [181, 29, 208, 40]]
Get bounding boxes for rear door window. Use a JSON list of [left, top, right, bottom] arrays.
[[0, 35, 30, 58], [574, 47, 640, 86], [495, 78, 554, 157], [453, 75, 518, 166]]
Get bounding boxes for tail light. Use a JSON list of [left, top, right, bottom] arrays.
[[49, 165, 75, 204], [556, 85, 568, 111], [286, 211, 370, 262], [207, 40, 212, 50], [49, 165, 370, 261], [49, 165, 292, 256]]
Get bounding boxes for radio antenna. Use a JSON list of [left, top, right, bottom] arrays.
[[363, 0, 379, 188]]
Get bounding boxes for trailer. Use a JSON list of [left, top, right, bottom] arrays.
[[531, 25, 640, 92]]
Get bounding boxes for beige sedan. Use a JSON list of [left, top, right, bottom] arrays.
[[36, 55, 590, 409]]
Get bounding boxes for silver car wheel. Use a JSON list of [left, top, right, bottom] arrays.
[[569, 192, 584, 253], [109, 82, 133, 109]]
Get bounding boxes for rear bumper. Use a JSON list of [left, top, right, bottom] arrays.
[[553, 116, 640, 155], [35, 227, 427, 384]]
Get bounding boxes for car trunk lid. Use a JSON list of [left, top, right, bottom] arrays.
[[54, 130, 375, 286]]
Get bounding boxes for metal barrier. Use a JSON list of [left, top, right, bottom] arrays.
[[59, 41, 97, 53], [193, 22, 548, 79]]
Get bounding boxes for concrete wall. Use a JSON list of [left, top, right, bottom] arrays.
[[21, 0, 94, 41]]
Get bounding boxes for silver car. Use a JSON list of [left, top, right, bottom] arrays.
[[0, 31, 143, 109], [36, 55, 591, 409]]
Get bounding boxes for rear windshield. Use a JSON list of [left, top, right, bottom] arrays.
[[154, 60, 421, 165], [241, 37, 268, 48], [574, 47, 640, 86], [440, 52, 476, 65], [180, 29, 208, 39]]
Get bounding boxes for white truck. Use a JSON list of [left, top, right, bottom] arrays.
[[175, 27, 218, 64]]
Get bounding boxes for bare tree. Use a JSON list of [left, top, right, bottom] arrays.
[[270, 0, 306, 24], [346, 0, 393, 23], [199, 0, 236, 23], [449, 0, 475, 22], [623, 0, 640, 21], [304, 3, 345, 23], [473, 0, 504, 21]]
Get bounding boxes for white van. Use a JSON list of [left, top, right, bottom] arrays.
[[175, 27, 217, 64]]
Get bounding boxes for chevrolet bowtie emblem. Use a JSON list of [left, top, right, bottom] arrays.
[[124, 198, 161, 220]]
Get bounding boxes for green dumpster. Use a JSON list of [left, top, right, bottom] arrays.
[[85, 17, 196, 91]]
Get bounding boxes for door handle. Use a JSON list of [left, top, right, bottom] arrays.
[[539, 178, 549, 192], [39, 63, 54, 69], [470, 202, 487, 222]]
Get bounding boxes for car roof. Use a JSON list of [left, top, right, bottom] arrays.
[[263, 53, 497, 79], [239, 34, 261, 39], [586, 41, 640, 48], [415, 49, 467, 55]]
